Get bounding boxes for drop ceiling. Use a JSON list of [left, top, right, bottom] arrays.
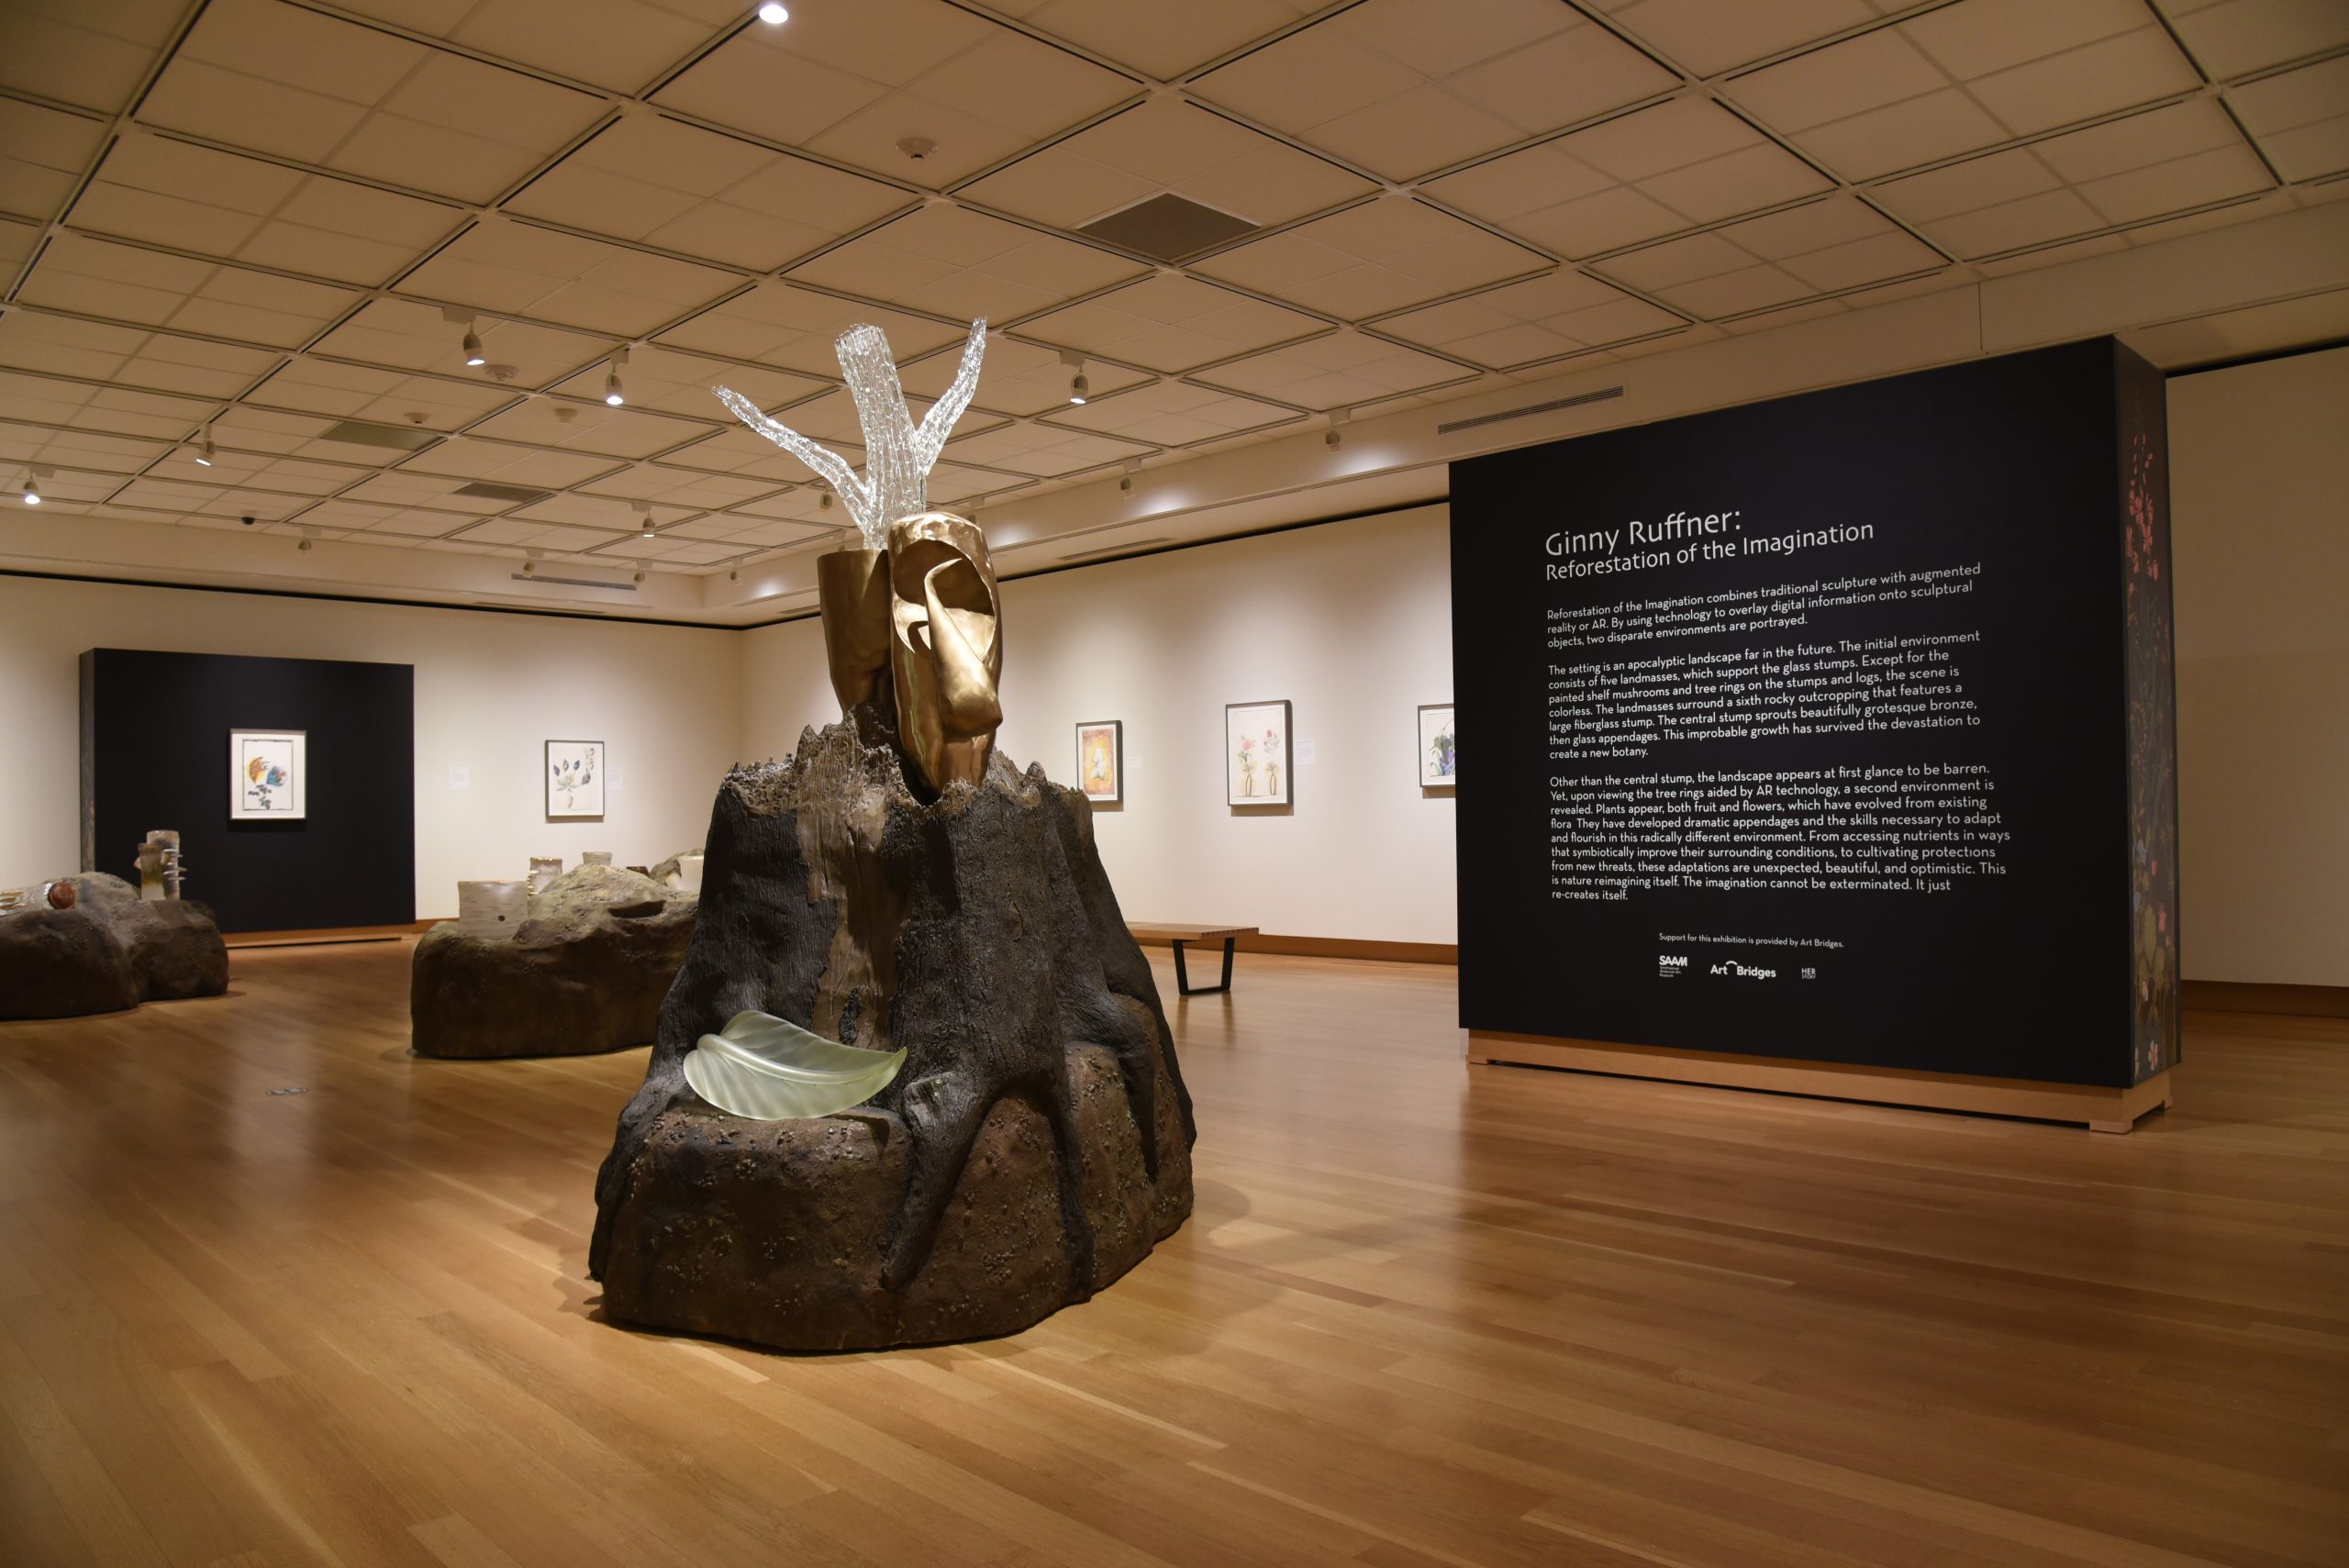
[[1, 0, 2343, 599]]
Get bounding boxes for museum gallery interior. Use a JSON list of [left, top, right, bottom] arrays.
[[1, 1, 2345, 1564]]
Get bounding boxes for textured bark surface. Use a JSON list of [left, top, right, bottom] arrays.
[[0, 873, 228, 1018], [409, 866, 696, 1059], [589, 717, 1194, 1351]]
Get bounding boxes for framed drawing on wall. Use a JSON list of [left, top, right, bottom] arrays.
[[1225, 700, 1292, 806], [1418, 703, 1455, 787], [229, 728, 306, 820], [1074, 720, 1122, 804], [546, 740, 605, 818]]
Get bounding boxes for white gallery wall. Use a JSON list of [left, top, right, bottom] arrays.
[[2, 357, 2335, 976], [2169, 345, 2349, 989], [0, 577, 740, 917], [741, 505, 1458, 946]]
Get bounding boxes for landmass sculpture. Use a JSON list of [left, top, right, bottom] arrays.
[[587, 320, 1193, 1349], [0, 873, 226, 1019]]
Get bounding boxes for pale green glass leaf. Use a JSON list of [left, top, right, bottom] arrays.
[[683, 1009, 905, 1121]]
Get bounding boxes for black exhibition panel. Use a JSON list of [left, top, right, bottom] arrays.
[[1451, 338, 2180, 1088], [79, 649, 416, 933]]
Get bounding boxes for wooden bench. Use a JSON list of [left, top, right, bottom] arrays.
[[1127, 922, 1260, 995]]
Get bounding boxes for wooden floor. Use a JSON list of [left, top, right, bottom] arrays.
[[2, 947, 2345, 1568]]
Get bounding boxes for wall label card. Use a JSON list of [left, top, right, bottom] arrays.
[[1450, 339, 2177, 1088]]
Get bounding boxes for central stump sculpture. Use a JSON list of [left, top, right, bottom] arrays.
[[589, 320, 1194, 1350]]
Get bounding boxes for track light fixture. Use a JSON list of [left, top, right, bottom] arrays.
[[757, 2, 789, 22], [1119, 457, 1141, 493], [1325, 405, 1351, 450], [21, 473, 40, 506], [1061, 348, 1088, 405], [632, 569, 647, 584], [605, 346, 629, 406], [818, 489, 833, 511], [633, 501, 655, 539], [444, 306, 488, 367], [194, 428, 216, 466]]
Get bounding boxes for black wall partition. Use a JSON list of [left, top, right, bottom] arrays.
[[79, 649, 416, 933], [1451, 338, 2179, 1100]]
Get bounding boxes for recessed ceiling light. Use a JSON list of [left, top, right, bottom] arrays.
[[757, 2, 789, 22]]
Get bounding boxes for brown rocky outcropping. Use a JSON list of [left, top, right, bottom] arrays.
[[588, 717, 1193, 1351], [0, 873, 228, 1019], [408, 865, 696, 1059]]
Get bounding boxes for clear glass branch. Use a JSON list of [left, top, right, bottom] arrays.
[[715, 318, 987, 550]]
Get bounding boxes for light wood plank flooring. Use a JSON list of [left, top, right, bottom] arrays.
[[2, 943, 2344, 1567]]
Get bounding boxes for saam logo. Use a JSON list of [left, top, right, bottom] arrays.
[[1658, 954, 1687, 977]]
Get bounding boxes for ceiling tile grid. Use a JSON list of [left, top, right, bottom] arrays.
[[0, 0, 188, 117], [785, 203, 1149, 323], [1191, 195, 1553, 317], [506, 113, 917, 272], [1721, 0, 2207, 182], [1192, 0, 1679, 181], [1, 0, 2338, 576]]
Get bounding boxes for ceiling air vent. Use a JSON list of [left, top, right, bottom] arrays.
[[1077, 194, 1257, 261], [459, 481, 557, 506], [1436, 385, 1624, 435], [1060, 536, 1174, 563], [508, 572, 636, 591], [317, 418, 440, 452]]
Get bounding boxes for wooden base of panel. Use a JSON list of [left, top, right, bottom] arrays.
[[1467, 1029, 2175, 1133]]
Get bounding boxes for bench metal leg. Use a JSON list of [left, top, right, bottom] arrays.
[[1172, 937, 1238, 995]]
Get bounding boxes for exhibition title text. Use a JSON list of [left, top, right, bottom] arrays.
[[1545, 507, 1876, 580]]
